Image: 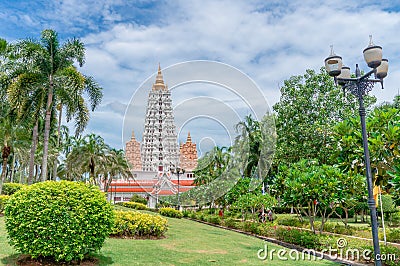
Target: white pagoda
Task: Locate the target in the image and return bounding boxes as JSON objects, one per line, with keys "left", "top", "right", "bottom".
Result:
{"left": 141, "top": 64, "right": 180, "bottom": 172}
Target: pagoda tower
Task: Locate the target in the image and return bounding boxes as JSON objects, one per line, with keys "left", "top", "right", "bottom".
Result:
{"left": 141, "top": 65, "right": 180, "bottom": 172}
{"left": 125, "top": 130, "right": 142, "bottom": 170}
{"left": 179, "top": 132, "right": 198, "bottom": 171}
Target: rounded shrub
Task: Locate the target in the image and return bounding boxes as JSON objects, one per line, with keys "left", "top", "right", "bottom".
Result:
{"left": 129, "top": 194, "right": 148, "bottom": 205}
{"left": 5, "top": 181, "right": 114, "bottom": 262}
{"left": 1, "top": 182, "right": 27, "bottom": 195}
{"left": 111, "top": 210, "right": 168, "bottom": 238}
{"left": 122, "top": 201, "right": 147, "bottom": 210}
{"left": 159, "top": 207, "right": 183, "bottom": 219}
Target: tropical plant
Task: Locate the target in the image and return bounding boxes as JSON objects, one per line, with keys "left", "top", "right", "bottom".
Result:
{"left": 7, "top": 29, "right": 98, "bottom": 182}
{"left": 274, "top": 159, "right": 355, "bottom": 233}
{"left": 5, "top": 181, "right": 114, "bottom": 262}
{"left": 272, "top": 68, "right": 375, "bottom": 166}
{"left": 332, "top": 104, "right": 400, "bottom": 186}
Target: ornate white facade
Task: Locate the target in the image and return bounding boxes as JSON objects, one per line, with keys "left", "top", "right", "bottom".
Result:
{"left": 141, "top": 65, "right": 180, "bottom": 172}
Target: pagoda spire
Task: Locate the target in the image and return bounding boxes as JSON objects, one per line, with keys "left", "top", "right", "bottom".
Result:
{"left": 186, "top": 131, "right": 192, "bottom": 143}
{"left": 131, "top": 130, "right": 136, "bottom": 140}
{"left": 153, "top": 63, "right": 165, "bottom": 90}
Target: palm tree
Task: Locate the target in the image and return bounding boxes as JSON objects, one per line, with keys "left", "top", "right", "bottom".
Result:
{"left": 235, "top": 114, "right": 262, "bottom": 178}
{"left": 8, "top": 29, "right": 101, "bottom": 182}
{"left": 0, "top": 105, "right": 29, "bottom": 193}
{"left": 65, "top": 134, "right": 109, "bottom": 184}
{"left": 193, "top": 146, "right": 231, "bottom": 186}
{"left": 102, "top": 148, "right": 132, "bottom": 192}
{"left": 51, "top": 66, "right": 103, "bottom": 178}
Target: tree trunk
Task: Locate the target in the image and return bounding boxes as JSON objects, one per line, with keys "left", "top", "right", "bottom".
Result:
{"left": 28, "top": 120, "right": 39, "bottom": 184}
{"left": 10, "top": 154, "right": 16, "bottom": 183}
{"left": 0, "top": 145, "right": 11, "bottom": 195}
{"left": 52, "top": 104, "right": 63, "bottom": 180}
{"left": 41, "top": 75, "right": 54, "bottom": 182}
{"left": 34, "top": 165, "right": 39, "bottom": 182}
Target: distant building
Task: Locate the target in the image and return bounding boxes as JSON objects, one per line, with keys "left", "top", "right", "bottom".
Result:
{"left": 106, "top": 65, "right": 198, "bottom": 207}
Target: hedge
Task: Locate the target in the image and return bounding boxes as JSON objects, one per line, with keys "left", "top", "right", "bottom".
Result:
{"left": 120, "top": 201, "right": 147, "bottom": 210}
{"left": 1, "top": 183, "right": 27, "bottom": 195}
{"left": 111, "top": 210, "right": 168, "bottom": 238}
{"left": 0, "top": 195, "right": 10, "bottom": 213}
{"left": 129, "top": 194, "right": 148, "bottom": 205}
{"left": 5, "top": 181, "right": 114, "bottom": 262}
{"left": 159, "top": 207, "right": 183, "bottom": 219}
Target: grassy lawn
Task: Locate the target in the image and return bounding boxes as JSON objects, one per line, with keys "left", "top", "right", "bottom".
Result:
{"left": 0, "top": 214, "right": 337, "bottom": 265}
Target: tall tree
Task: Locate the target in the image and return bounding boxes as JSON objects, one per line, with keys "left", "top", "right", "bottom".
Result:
{"left": 8, "top": 29, "right": 102, "bottom": 182}
{"left": 272, "top": 68, "right": 376, "bottom": 166}
{"left": 332, "top": 104, "right": 400, "bottom": 186}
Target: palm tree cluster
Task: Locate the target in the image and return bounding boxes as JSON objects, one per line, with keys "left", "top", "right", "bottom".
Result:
{"left": 0, "top": 29, "right": 130, "bottom": 193}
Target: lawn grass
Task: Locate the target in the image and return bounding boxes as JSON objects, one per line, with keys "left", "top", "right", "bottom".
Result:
{"left": 0, "top": 214, "right": 337, "bottom": 265}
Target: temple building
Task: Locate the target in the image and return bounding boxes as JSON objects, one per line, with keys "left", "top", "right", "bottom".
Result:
{"left": 106, "top": 65, "right": 198, "bottom": 207}
{"left": 124, "top": 131, "right": 142, "bottom": 171}
{"left": 179, "top": 132, "right": 198, "bottom": 172}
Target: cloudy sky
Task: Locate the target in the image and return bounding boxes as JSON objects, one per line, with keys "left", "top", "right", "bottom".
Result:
{"left": 1, "top": 0, "right": 400, "bottom": 152}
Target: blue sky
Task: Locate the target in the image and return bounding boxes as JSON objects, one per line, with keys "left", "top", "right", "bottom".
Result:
{"left": 1, "top": 0, "right": 400, "bottom": 151}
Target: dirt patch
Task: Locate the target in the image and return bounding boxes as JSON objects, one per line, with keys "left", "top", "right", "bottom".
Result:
{"left": 16, "top": 255, "right": 99, "bottom": 266}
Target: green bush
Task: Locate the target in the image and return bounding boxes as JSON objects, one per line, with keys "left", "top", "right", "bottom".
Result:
{"left": 244, "top": 221, "right": 262, "bottom": 235}
{"left": 1, "top": 183, "right": 26, "bottom": 195}
{"left": 381, "top": 245, "right": 400, "bottom": 266}
{"left": 129, "top": 194, "right": 148, "bottom": 205}
{"left": 111, "top": 210, "right": 168, "bottom": 238}
{"left": 276, "top": 227, "right": 322, "bottom": 249}
{"left": 0, "top": 195, "right": 10, "bottom": 213}
{"left": 5, "top": 181, "right": 114, "bottom": 262}
{"left": 182, "top": 210, "right": 194, "bottom": 218}
{"left": 222, "top": 217, "right": 237, "bottom": 228}
{"left": 122, "top": 201, "right": 147, "bottom": 210}
{"left": 159, "top": 207, "right": 183, "bottom": 219}
{"left": 275, "top": 215, "right": 306, "bottom": 227}
{"left": 387, "top": 228, "right": 400, "bottom": 243}
{"left": 188, "top": 211, "right": 197, "bottom": 219}
{"left": 207, "top": 215, "right": 221, "bottom": 225}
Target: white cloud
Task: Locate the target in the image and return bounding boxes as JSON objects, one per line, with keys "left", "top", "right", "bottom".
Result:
{"left": 2, "top": 0, "right": 400, "bottom": 150}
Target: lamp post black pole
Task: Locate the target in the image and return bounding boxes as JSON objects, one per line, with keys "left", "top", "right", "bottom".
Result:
{"left": 341, "top": 64, "right": 382, "bottom": 265}
{"left": 177, "top": 171, "right": 180, "bottom": 210}
{"left": 325, "top": 38, "right": 388, "bottom": 265}
{"left": 357, "top": 90, "right": 381, "bottom": 266}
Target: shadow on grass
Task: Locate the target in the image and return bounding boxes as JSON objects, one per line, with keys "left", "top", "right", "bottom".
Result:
{"left": 0, "top": 253, "right": 113, "bottom": 266}
{"left": 1, "top": 253, "right": 20, "bottom": 266}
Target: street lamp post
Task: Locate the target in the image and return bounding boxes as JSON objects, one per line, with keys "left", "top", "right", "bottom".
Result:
{"left": 171, "top": 166, "right": 185, "bottom": 210}
{"left": 324, "top": 36, "right": 388, "bottom": 266}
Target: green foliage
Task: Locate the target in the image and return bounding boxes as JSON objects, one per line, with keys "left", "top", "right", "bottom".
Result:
{"left": 387, "top": 228, "right": 400, "bottom": 243}
{"left": 275, "top": 227, "right": 323, "bottom": 249}
{"left": 222, "top": 217, "right": 237, "bottom": 228}
{"left": 5, "top": 181, "right": 114, "bottom": 262}
{"left": 0, "top": 195, "right": 10, "bottom": 213}
{"left": 120, "top": 201, "right": 147, "bottom": 210}
{"left": 320, "top": 222, "right": 354, "bottom": 235}
{"left": 233, "top": 192, "right": 277, "bottom": 221}
{"left": 273, "top": 159, "right": 363, "bottom": 233}
{"left": 1, "top": 183, "right": 26, "bottom": 195}
{"left": 159, "top": 207, "right": 183, "bottom": 219}
{"left": 333, "top": 105, "right": 400, "bottom": 186}
{"left": 129, "top": 194, "right": 148, "bottom": 205}
{"left": 273, "top": 68, "right": 375, "bottom": 166}
{"left": 379, "top": 194, "right": 397, "bottom": 220}
{"left": 111, "top": 210, "right": 168, "bottom": 238}
{"left": 275, "top": 215, "right": 306, "bottom": 227}
{"left": 380, "top": 245, "right": 400, "bottom": 266}
{"left": 206, "top": 215, "right": 221, "bottom": 225}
